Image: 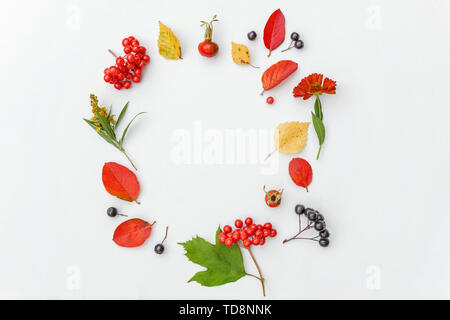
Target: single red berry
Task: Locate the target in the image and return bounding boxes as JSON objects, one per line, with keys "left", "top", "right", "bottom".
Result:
{"left": 126, "top": 54, "right": 135, "bottom": 63}
{"left": 252, "top": 237, "right": 260, "bottom": 245}
{"left": 240, "top": 231, "right": 248, "bottom": 241}
{"left": 264, "top": 223, "right": 272, "bottom": 230}
{"left": 270, "top": 229, "right": 277, "bottom": 237}
{"left": 138, "top": 61, "right": 146, "bottom": 69}
{"left": 142, "top": 54, "right": 150, "bottom": 62}
{"left": 198, "top": 40, "right": 219, "bottom": 57}
{"left": 264, "top": 186, "right": 283, "bottom": 208}
{"left": 259, "top": 237, "right": 266, "bottom": 245}
{"left": 255, "top": 230, "right": 263, "bottom": 238}
{"left": 134, "top": 56, "right": 141, "bottom": 65}
{"left": 132, "top": 46, "right": 140, "bottom": 53}
{"left": 114, "top": 82, "right": 122, "bottom": 90}
{"left": 126, "top": 63, "right": 134, "bottom": 70}
{"left": 257, "top": 224, "right": 264, "bottom": 230}
{"left": 235, "top": 219, "right": 243, "bottom": 228}
{"left": 132, "top": 76, "right": 141, "bottom": 83}
{"left": 266, "top": 96, "right": 274, "bottom": 104}
{"left": 245, "top": 217, "right": 253, "bottom": 226}
{"left": 109, "top": 66, "right": 118, "bottom": 74}
{"left": 123, "top": 81, "right": 132, "bottom": 89}
{"left": 218, "top": 232, "right": 226, "bottom": 243}
{"left": 122, "top": 38, "right": 130, "bottom": 47}
{"left": 116, "top": 57, "right": 125, "bottom": 66}
{"left": 119, "top": 65, "right": 127, "bottom": 72}
{"left": 104, "top": 74, "right": 111, "bottom": 82}
{"left": 247, "top": 228, "right": 255, "bottom": 236}
{"left": 128, "top": 36, "right": 135, "bottom": 41}
{"left": 138, "top": 46, "right": 146, "bottom": 54}
{"left": 124, "top": 46, "right": 132, "bottom": 54}
{"left": 243, "top": 239, "right": 252, "bottom": 248}
{"left": 263, "top": 229, "right": 271, "bottom": 238}
{"left": 134, "top": 68, "right": 142, "bottom": 77}
{"left": 225, "top": 238, "right": 234, "bottom": 247}
{"left": 126, "top": 72, "right": 133, "bottom": 80}
{"left": 232, "top": 233, "right": 240, "bottom": 241}
{"left": 117, "top": 73, "right": 125, "bottom": 81}
{"left": 131, "top": 39, "right": 139, "bottom": 47}
{"left": 223, "top": 225, "right": 232, "bottom": 233}
{"left": 104, "top": 68, "right": 110, "bottom": 74}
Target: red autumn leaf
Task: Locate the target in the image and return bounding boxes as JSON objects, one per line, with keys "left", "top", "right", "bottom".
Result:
{"left": 289, "top": 158, "right": 313, "bottom": 192}
{"left": 113, "top": 218, "right": 154, "bottom": 247}
{"left": 261, "top": 60, "right": 298, "bottom": 95}
{"left": 102, "top": 162, "right": 140, "bottom": 203}
{"left": 263, "top": 9, "right": 286, "bottom": 57}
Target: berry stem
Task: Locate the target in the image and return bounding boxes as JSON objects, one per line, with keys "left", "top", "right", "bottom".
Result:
{"left": 282, "top": 220, "right": 315, "bottom": 244}
{"left": 246, "top": 247, "right": 265, "bottom": 297}
{"left": 108, "top": 49, "right": 118, "bottom": 58}
{"left": 281, "top": 40, "right": 294, "bottom": 52}
{"left": 161, "top": 226, "right": 169, "bottom": 245}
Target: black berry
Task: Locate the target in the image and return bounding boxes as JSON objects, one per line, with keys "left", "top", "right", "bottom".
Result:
{"left": 295, "top": 204, "right": 306, "bottom": 215}
{"left": 290, "top": 32, "right": 299, "bottom": 41}
{"left": 107, "top": 207, "right": 118, "bottom": 217}
{"left": 319, "top": 238, "right": 329, "bottom": 247}
{"left": 247, "top": 31, "right": 257, "bottom": 40}
{"left": 294, "top": 40, "right": 304, "bottom": 49}
{"left": 154, "top": 244, "right": 165, "bottom": 254}
{"left": 307, "top": 211, "right": 317, "bottom": 222}
{"left": 319, "top": 229, "right": 330, "bottom": 238}
{"left": 314, "top": 221, "right": 325, "bottom": 231}
{"left": 316, "top": 214, "right": 324, "bottom": 222}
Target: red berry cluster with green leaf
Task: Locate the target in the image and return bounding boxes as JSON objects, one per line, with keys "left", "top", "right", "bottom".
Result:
{"left": 103, "top": 36, "right": 150, "bottom": 90}
{"left": 218, "top": 217, "right": 277, "bottom": 248}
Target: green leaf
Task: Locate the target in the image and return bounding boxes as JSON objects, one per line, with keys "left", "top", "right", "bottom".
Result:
{"left": 311, "top": 112, "right": 325, "bottom": 145}
{"left": 115, "top": 102, "right": 129, "bottom": 130}
{"left": 119, "top": 112, "right": 146, "bottom": 146}
{"left": 83, "top": 119, "right": 119, "bottom": 149}
{"left": 95, "top": 110, "right": 116, "bottom": 139}
{"left": 178, "top": 226, "right": 246, "bottom": 287}
{"left": 314, "top": 96, "right": 323, "bottom": 120}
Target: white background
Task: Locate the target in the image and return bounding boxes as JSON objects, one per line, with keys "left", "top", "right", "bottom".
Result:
{"left": 0, "top": 0, "right": 449, "bottom": 299}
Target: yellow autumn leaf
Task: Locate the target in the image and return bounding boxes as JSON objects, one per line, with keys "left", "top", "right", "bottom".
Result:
{"left": 231, "top": 42, "right": 258, "bottom": 68}
{"left": 266, "top": 122, "right": 309, "bottom": 160}
{"left": 274, "top": 121, "right": 309, "bottom": 154}
{"left": 158, "top": 21, "right": 181, "bottom": 60}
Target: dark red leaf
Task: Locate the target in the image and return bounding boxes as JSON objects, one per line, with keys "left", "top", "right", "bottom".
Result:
{"left": 289, "top": 158, "right": 313, "bottom": 191}
{"left": 113, "top": 218, "right": 153, "bottom": 247}
{"left": 263, "top": 9, "right": 286, "bottom": 56}
{"left": 102, "top": 162, "right": 140, "bottom": 203}
{"left": 261, "top": 60, "right": 298, "bottom": 95}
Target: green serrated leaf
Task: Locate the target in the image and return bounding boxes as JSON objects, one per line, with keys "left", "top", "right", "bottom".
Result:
{"left": 115, "top": 102, "right": 129, "bottom": 130}
{"left": 314, "top": 96, "right": 323, "bottom": 120}
{"left": 311, "top": 112, "right": 325, "bottom": 145}
{"left": 178, "top": 226, "right": 246, "bottom": 287}
{"left": 120, "top": 112, "right": 146, "bottom": 146}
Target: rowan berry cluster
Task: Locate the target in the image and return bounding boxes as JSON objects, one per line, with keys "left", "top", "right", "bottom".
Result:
{"left": 219, "top": 217, "right": 277, "bottom": 248}
{"left": 103, "top": 36, "right": 150, "bottom": 90}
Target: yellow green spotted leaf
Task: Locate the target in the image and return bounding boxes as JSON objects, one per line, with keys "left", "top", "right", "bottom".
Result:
{"left": 231, "top": 42, "right": 258, "bottom": 68}
{"left": 158, "top": 21, "right": 181, "bottom": 60}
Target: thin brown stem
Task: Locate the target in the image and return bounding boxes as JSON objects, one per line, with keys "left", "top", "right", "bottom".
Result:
{"left": 246, "top": 247, "right": 265, "bottom": 297}
{"left": 161, "top": 226, "right": 169, "bottom": 244}
{"left": 108, "top": 49, "right": 118, "bottom": 58}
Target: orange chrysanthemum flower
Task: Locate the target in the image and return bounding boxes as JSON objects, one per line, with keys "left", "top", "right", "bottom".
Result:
{"left": 293, "top": 73, "right": 336, "bottom": 100}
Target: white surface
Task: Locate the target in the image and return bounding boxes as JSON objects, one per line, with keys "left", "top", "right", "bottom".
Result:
{"left": 0, "top": 0, "right": 449, "bottom": 299}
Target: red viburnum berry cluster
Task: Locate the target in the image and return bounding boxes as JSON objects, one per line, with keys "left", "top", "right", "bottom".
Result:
{"left": 219, "top": 217, "right": 277, "bottom": 248}
{"left": 103, "top": 36, "right": 150, "bottom": 90}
